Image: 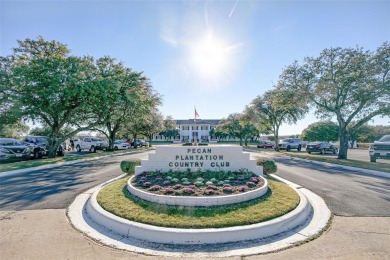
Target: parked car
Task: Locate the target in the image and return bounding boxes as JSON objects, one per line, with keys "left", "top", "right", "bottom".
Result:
{"left": 125, "top": 139, "right": 133, "bottom": 146}
{"left": 133, "top": 139, "right": 149, "bottom": 147}
{"left": 306, "top": 141, "right": 338, "bottom": 155}
{"left": 74, "top": 137, "right": 108, "bottom": 153}
{"left": 278, "top": 138, "right": 304, "bottom": 151}
{"left": 114, "top": 140, "right": 131, "bottom": 150}
{"left": 369, "top": 135, "right": 390, "bottom": 162}
{"left": 23, "top": 136, "right": 64, "bottom": 159}
{"left": 0, "top": 138, "right": 31, "bottom": 162}
{"left": 257, "top": 140, "right": 275, "bottom": 149}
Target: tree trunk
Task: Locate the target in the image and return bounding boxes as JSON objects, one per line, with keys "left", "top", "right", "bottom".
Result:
{"left": 134, "top": 133, "right": 138, "bottom": 148}
{"left": 239, "top": 137, "right": 243, "bottom": 146}
{"left": 108, "top": 130, "right": 115, "bottom": 151}
{"left": 338, "top": 127, "right": 349, "bottom": 159}
{"left": 274, "top": 125, "right": 280, "bottom": 152}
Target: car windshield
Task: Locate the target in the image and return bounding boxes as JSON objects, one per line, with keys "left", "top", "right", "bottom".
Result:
{"left": 36, "top": 137, "right": 49, "bottom": 143}
{"left": 0, "top": 139, "right": 22, "bottom": 146}
{"left": 378, "top": 135, "right": 390, "bottom": 142}
{"left": 281, "top": 139, "right": 291, "bottom": 142}
{"left": 91, "top": 138, "right": 102, "bottom": 142}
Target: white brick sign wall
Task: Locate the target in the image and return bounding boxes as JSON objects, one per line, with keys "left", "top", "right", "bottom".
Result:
{"left": 135, "top": 145, "right": 263, "bottom": 176}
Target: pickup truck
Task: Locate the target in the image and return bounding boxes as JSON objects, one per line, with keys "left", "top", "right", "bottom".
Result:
{"left": 369, "top": 135, "right": 390, "bottom": 162}
{"left": 73, "top": 137, "right": 108, "bottom": 153}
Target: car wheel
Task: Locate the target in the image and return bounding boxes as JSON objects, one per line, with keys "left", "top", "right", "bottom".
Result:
{"left": 333, "top": 148, "right": 338, "bottom": 154}
{"left": 286, "top": 146, "right": 290, "bottom": 151}
{"left": 320, "top": 148, "right": 325, "bottom": 155}
{"left": 33, "top": 149, "right": 40, "bottom": 160}
{"left": 114, "top": 146, "right": 118, "bottom": 150}
{"left": 77, "top": 145, "right": 81, "bottom": 152}
{"left": 297, "top": 145, "right": 302, "bottom": 151}
{"left": 308, "top": 152, "right": 311, "bottom": 154}
{"left": 370, "top": 156, "right": 376, "bottom": 162}
{"left": 57, "top": 149, "right": 64, "bottom": 156}
{"left": 91, "top": 146, "right": 96, "bottom": 153}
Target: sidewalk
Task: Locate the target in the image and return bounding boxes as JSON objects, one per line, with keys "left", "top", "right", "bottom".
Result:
{"left": 0, "top": 210, "right": 388, "bottom": 259}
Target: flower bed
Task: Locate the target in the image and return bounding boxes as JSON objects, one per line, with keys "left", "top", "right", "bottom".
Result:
{"left": 131, "top": 170, "right": 265, "bottom": 196}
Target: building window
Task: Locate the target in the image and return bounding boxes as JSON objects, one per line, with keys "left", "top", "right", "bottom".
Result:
{"left": 182, "top": 126, "right": 189, "bottom": 130}
{"left": 201, "top": 125, "right": 208, "bottom": 130}
{"left": 192, "top": 126, "right": 199, "bottom": 130}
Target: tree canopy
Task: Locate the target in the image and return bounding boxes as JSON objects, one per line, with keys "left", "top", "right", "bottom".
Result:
{"left": 249, "top": 86, "right": 308, "bottom": 151}
{"left": 301, "top": 121, "right": 339, "bottom": 142}
{"left": 281, "top": 42, "right": 390, "bottom": 159}
{"left": 0, "top": 36, "right": 162, "bottom": 156}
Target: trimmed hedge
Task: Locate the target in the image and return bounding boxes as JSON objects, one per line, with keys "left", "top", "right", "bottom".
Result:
{"left": 256, "top": 157, "right": 277, "bottom": 175}
{"left": 120, "top": 160, "right": 141, "bottom": 175}
{"left": 182, "top": 143, "right": 208, "bottom": 146}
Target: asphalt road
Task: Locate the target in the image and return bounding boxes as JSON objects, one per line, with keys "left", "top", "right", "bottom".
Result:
{"left": 0, "top": 151, "right": 149, "bottom": 211}
{"left": 1, "top": 149, "right": 389, "bottom": 218}
{"left": 249, "top": 151, "right": 390, "bottom": 217}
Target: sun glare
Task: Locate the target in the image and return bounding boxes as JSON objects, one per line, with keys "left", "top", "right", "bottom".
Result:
{"left": 190, "top": 32, "right": 231, "bottom": 79}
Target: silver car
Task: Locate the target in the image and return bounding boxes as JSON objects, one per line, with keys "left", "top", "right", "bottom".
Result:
{"left": 0, "top": 138, "right": 31, "bottom": 162}
{"left": 278, "top": 138, "right": 304, "bottom": 151}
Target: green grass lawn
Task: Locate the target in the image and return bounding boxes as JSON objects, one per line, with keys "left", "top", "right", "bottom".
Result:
{"left": 279, "top": 151, "right": 390, "bottom": 174}
{"left": 0, "top": 147, "right": 152, "bottom": 173}
{"left": 96, "top": 176, "right": 300, "bottom": 229}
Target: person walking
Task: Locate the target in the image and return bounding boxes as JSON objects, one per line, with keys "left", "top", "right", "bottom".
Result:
{"left": 70, "top": 139, "right": 75, "bottom": 151}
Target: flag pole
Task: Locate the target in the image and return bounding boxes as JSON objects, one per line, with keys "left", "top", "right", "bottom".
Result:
{"left": 194, "top": 106, "right": 198, "bottom": 146}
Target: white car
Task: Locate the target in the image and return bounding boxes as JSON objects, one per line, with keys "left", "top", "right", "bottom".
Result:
{"left": 114, "top": 140, "right": 131, "bottom": 150}
{"left": 369, "top": 135, "right": 390, "bottom": 162}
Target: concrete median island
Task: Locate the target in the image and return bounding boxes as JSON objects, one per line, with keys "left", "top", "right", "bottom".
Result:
{"left": 67, "top": 146, "right": 331, "bottom": 256}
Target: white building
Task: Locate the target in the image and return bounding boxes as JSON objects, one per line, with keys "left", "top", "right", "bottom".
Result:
{"left": 152, "top": 119, "right": 221, "bottom": 143}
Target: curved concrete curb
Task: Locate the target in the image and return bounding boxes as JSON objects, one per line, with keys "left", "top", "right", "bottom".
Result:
{"left": 126, "top": 176, "right": 269, "bottom": 207}
{"left": 86, "top": 182, "right": 308, "bottom": 244}
{"left": 67, "top": 174, "right": 331, "bottom": 256}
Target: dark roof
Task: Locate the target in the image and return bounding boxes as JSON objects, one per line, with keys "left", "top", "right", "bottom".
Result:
{"left": 176, "top": 119, "right": 221, "bottom": 125}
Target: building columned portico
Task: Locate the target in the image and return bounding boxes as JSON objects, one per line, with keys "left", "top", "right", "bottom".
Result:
{"left": 152, "top": 119, "right": 221, "bottom": 143}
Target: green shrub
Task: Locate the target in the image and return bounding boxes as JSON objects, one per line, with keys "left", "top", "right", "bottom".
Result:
{"left": 256, "top": 157, "right": 277, "bottom": 175}
{"left": 217, "top": 181, "right": 225, "bottom": 186}
{"left": 182, "top": 143, "right": 193, "bottom": 146}
{"left": 198, "top": 143, "right": 208, "bottom": 146}
{"left": 120, "top": 160, "right": 141, "bottom": 175}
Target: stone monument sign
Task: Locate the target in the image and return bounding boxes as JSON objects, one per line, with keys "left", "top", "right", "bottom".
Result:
{"left": 135, "top": 145, "right": 263, "bottom": 175}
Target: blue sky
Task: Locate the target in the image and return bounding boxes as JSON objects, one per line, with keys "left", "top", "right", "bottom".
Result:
{"left": 1, "top": 0, "right": 389, "bottom": 135}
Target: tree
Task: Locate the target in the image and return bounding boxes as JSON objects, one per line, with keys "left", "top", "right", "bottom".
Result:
{"left": 139, "top": 110, "right": 165, "bottom": 146}
{"left": 0, "top": 120, "right": 29, "bottom": 139}
{"left": 301, "top": 121, "right": 339, "bottom": 142}
{"left": 121, "top": 81, "right": 162, "bottom": 148}
{"left": 218, "top": 113, "right": 244, "bottom": 145}
{"left": 159, "top": 115, "right": 179, "bottom": 140}
{"left": 89, "top": 57, "right": 159, "bottom": 150}
{"left": 281, "top": 42, "right": 390, "bottom": 159}
{"left": 240, "top": 108, "right": 261, "bottom": 146}
{"left": 249, "top": 87, "right": 308, "bottom": 151}
{"left": 3, "top": 37, "right": 102, "bottom": 157}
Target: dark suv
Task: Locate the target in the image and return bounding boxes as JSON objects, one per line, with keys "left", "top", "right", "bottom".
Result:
{"left": 23, "top": 136, "right": 64, "bottom": 159}
{"left": 278, "top": 138, "right": 304, "bottom": 151}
